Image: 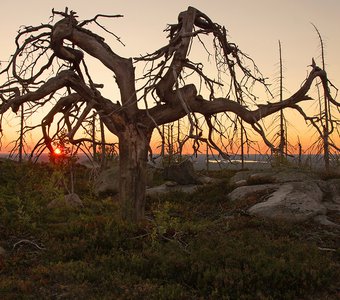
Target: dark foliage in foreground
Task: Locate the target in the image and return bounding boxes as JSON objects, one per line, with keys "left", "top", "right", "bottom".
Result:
{"left": 0, "top": 161, "right": 339, "bottom": 299}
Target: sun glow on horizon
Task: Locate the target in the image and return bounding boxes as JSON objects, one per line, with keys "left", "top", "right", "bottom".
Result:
{"left": 53, "top": 148, "right": 62, "bottom": 155}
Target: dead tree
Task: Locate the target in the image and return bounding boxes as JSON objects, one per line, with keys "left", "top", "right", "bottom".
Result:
{"left": 7, "top": 103, "right": 31, "bottom": 162}
{"left": 0, "top": 7, "right": 339, "bottom": 221}
{"left": 278, "top": 41, "right": 286, "bottom": 161}
{"left": 90, "top": 112, "right": 108, "bottom": 168}
{"left": 310, "top": 24, "right": 338, "bottom": 171}
{"left": 270, "top": 40, "right": 289, "bottom": 163}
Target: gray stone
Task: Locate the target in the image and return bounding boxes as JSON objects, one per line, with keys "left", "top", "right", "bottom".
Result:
{"left": 248, "top": 181, "right": 326, "bottom": 222}
{"left": 228, "top": 184, "right": 280, "bottom": 202}
{"left": 163, "top": 160, "right": 198, "bottom": 185}
{"left": 272, "top": 169, "right": 318, "bottom": 183}
{"left": 248, "top": 172, "right": 275, "bottom": 184}
{"left": 146, "top": 183, "right": 198, "bottom": 198}
{"left": 0, "top": 246, "right": 6, "bottom": 256}
{"left": 47, "top": 193, "right": 83, "bottom": 209}
{"left": 314, "top": 215, "right": 340, "bottom": 228}
{"left": 326, "top": 178, "right": 340, "bottom": 203}
{"left": 319, "top": 178, "right": 340, "bottom": 212}
{"left": 164, "top": 181, "right": 178, "bottom": 187}
{"left": 333, "top": 165, "right": 340, "bottom": 176}
{"left": 94, "top": 165, "right": 120, "bottom": 196}
{"left": 64, "top": 193, "right": 83, "bottom": 208}
{"left": 230, "top": 168, "right": 319, "bottom": 187}
{"left": 234, "top": 179, "right": 248, "bottom": 187}
{"left": 197, "top": 175, "right": 220, "bottom": 185}
{"left": 229, "top": 171, "right": 251, "bottom": 186}
{"left": 94, "top": 164, "right": 158, "bottom": 195}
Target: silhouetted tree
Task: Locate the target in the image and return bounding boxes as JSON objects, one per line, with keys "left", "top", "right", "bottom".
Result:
{"left": 309, "top": 24, "right": 338, "bottom": 171}
{"left": 269, "top": 40, "right": 289, "bottom": 164}
{"left": 0, "top": 7, "right": 339, "bottom": 221}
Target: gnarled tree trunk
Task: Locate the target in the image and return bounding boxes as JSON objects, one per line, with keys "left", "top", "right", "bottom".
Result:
{"left": 118, "top": 124, "right": 152, "bottom": 221}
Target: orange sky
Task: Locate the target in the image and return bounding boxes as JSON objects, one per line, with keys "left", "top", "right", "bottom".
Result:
{"left": 0, "top": 1, "right": 339, "bottom": 154}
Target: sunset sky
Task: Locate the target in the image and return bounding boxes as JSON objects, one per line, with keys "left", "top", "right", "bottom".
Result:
{"left": 0, "top": 0, "right": 339, "bottom": 154}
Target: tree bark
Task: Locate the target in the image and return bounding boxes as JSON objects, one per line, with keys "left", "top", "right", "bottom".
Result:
{"left": 118, "top": 124, "right": 151, "bottom": 221}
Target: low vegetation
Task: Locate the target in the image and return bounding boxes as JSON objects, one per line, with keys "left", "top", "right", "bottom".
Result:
{"left": 0, "top": 160, "right": 339, "bottom": 299}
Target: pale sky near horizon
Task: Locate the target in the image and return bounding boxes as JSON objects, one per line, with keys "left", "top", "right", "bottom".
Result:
{"left": 0, "top": 0, "right": 339, "bottom": 153}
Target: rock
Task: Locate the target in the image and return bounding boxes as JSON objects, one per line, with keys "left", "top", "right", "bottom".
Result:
{"left": 197, "top": 175, "right": 218, "bottom": 185}
{"left": 146, "top": 164, "right": 159, "bottom": 186}
{"left": 229, "top": 171, "right": 251, "bottom": 186}
{"left": 326, "top": 178, "right": 340, "bottom": 203}
{"left": 94, "top": 165, "right": 120, "bottom": 196}
{"left": 228, "top": 184, "right": 280, "bottom": 202}
{"left": 333, "top": 165, "right": 340, "bottom": 176}
{"left": 230, "top": 168, "right": 319, "bottom": 187}
{"left": 47, "top": 193, "right": 83, "bottom": 209}
{"left": 94, "top": 164, "right": 158, "bottom": 195}
{"left": 163, "top": 160, "right": 198, "bottom": 185}
{"left": 146, "top": 183, "right": 198, "bottom": 198}
{"left": 318, "top": 178, "right": 340, "bottom": 212}
{"left": 314, "top": 215, "right": 340, "bottom": 228}
{"left": 228, "top": 168, "right": 340, "bottom": 225}
{"left": 0, "top": 246, "right": 6, "bottom": 256}
{"left": 248, "top": 181, "right": 326, "bottom": 222}
{"left": 64, "top": 193, "right": 84, "bottom": 208}
{"left": 80, "top": 159, "right": 100, "bottom": 169}
{"left": 273, "top": 169, "right": 318, "bottom": 183}
{"left": 248, "top": 172, "right": 275, "bottom": 184}
{"left": 164, "top": 181, "right": 178, "bottom": 187}
{"left": 234, "top": 179, "right": 248, "bottom": 187}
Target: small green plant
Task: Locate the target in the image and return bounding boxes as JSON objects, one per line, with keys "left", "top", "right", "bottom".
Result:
{"left": 150, "top": 201, "right": 180, "bottom": 245}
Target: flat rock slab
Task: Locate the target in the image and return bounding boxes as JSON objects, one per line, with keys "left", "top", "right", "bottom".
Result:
{"left": 247, "top": 181, "right": 326, "bottom": 222}
{"left": 147, "top": 184, "right": 198, "bottom": 197}
{"left": 230, "top": 169, "right": 319, "bottom": 186}
{"left": 228, "top": 184, "right": 280, "bottom": 202}
{"left": 270, "top": 170, "right": 319, "bottom": 183}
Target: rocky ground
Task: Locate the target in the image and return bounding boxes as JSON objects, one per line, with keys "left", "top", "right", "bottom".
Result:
{"left": 227, "top": 168, "right": 340, "bottom": 227}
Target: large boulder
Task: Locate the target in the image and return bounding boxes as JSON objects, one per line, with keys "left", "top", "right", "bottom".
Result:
{"left": 94, "top": 164, "right": 158, "bottom": 196}
{"left": 228, "top": 168, "right": 340, "bottom": 225}
{"left": 227, "top": 184, "right": 280, "bottom": 202}
{"left": 94, "top": 165, "right": 120, "bottom": 196}
{"left": 247, "top": 181, "right": 326, "bottom": 222}
{"left": 163, "top": 160, "right": 198, "bottom": 185}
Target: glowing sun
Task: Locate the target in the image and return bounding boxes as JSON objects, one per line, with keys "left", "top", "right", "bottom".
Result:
{"left": 54, "top": 148, "right": 62, "bottom": 155}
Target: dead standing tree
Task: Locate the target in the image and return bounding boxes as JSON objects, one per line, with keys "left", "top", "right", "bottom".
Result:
{"left": 0, "top": 7, "right": 339, "bottom": 221}
{"left": 309, "top": 24, "right": 339, "bottom": 171}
